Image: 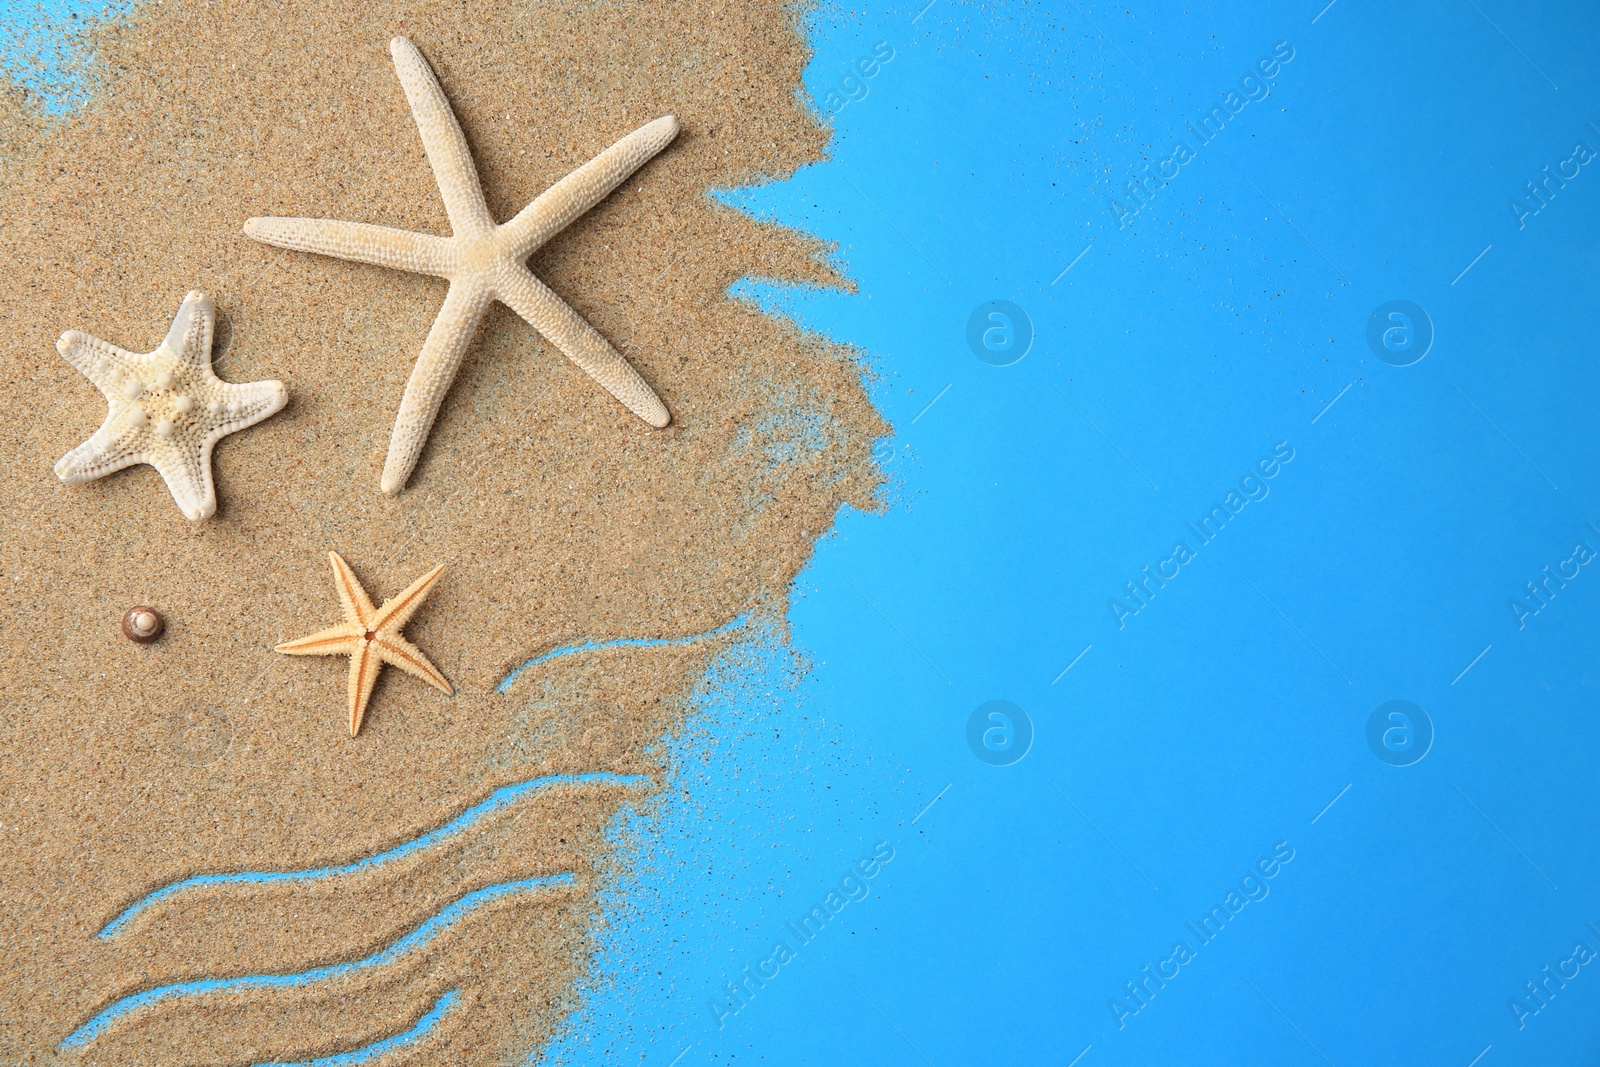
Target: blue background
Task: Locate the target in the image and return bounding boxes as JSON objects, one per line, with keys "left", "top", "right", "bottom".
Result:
{"left": 12, "top": 1, "right": 1600, "bottom": 1064}
{"left": 550, "top": 2, "right": 1600, "bottom": 1064}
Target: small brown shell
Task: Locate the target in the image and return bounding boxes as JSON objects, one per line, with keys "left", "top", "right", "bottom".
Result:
{"left": 122, "top": 606, "right": 164, "bottom": 644}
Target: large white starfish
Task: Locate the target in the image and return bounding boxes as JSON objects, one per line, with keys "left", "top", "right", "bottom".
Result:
{"left": 244, "top": 36, "right": 676, "bottom": 496}
{"left": 53, "top": 291, "right": 288, "bottom": 521}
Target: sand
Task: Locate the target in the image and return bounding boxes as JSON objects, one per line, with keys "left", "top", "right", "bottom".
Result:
{"left": 0, "top": 1, "right": 882, "bottom": 1062}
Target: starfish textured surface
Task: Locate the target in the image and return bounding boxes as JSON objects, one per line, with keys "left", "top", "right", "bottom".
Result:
{"left": 53, "top": 291, "right": 288, "bottom": 521}
{"left": 245, "top": 36, "right": 677, "bottom": 496}
{"left": 276, "top": 552, "right": 453, "bottom": 736}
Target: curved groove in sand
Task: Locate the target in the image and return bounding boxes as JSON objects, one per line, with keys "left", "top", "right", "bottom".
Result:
{"left": 64, "top": 877, "right": 571, "bottom": 1049}
{"left": 99, "top": 773, "right": 650, "bottom": 939}
{"left": 251, "top": 988, "right": 459, "bottom": 1067}
{"left": 495, "top": 612, "right": 752, "bottom": 693}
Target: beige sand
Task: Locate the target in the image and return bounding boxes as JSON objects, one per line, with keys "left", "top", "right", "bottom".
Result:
{"left": 0, "top": 1, "right": 882, "bottom": 1062}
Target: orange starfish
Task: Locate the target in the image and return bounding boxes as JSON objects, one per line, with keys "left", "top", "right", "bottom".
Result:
{"left": 275, "top": 552, "right": 452, "bottom": 736}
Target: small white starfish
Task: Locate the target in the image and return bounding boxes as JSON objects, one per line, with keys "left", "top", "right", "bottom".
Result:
{"left": 245, "top": 36, "right": 677, "bottom": 496}
{"left": 53, "top": 291, "right": 288, "bottom": 521}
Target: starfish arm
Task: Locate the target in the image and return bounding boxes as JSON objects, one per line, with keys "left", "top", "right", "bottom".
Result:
{"left": 388, "top": 37, "right": 494, "bottom": 237}
{"left": 147, "top": 439, "right": 219, "bottom": 521}
{"left": 55, "top": 330, "right": 143, "bottom": 396}
{"left": 327, "top": 552, "right": 378, "bottom": 628}
{"left": 242, "top": 217, "right": 455, "bottom": 278}
{"left": 275, "top": 622, "right": 364, "bottom": 657}
{"left": 380, "top": 283, "right": 492, "bottom": 494}
{"left": 371, "top": 562, "right": 446, "bottom": 632}
{"left": 502, "top": 115, "right": 680, "bottom": 259}
{"left": 54, "top": 424, "right": 146, "bottom": 485}
{"left": 496, "top": 267, "right": 670, "bottom": 428}
{"left": 375, "top": 632, "right": 452, "bottom": 695}
{"left": 214, "top": 378, "right": 291, "bottom": 431}
{"left": 347, "top": 640, "right": 385, "bottom": 736}
{"left": 160, "top": 291, "right": 215, "bottom": 370}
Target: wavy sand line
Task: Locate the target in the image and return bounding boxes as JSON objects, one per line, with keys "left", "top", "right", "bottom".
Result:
{"left": 495, "top": 614, "right": 751, "bottom": 693}
{"left": 99, "top": 773, "right": 649, "bottom": 938}
{"left": 65, "top": 876, "right": 571, "bottom": 1049}
{"left": 252, "top": 989, "right": 459, "bottom": 1067}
